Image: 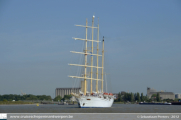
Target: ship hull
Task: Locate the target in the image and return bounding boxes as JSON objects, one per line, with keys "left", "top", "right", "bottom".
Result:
{"left": 77, "top": 96, "right": 114, "bottom": 108}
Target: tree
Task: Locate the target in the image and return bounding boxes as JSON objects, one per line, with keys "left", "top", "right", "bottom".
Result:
{"left": 137, "top": 93, "right": 140, "bottom": 102}
{"left": 64, "top": 95, "right": 72, "bottom": 100}
{"left": 123, "top": 93, "right": 128, "bottom": 101}
{"left": 118, "top": 92, "right": 122, "bottom": 102}
{"left": 143, "top": 96, "right": 148, "bottom": 102}
{"left": 26, "top": 95, "right": 38, "bottom": 100}
{"left": 156, "top": 93, "right": 160, "bottom": 102}
{"left": 151, "top": 94, "right": 157, "bottom": 97}
{"left": 54, "top": 95, "right": 62, "bottom": 101}
{"left": 151, "top": 94, "right": 157, "bottom": 101}
{"left": 134, "top": 93, "right": 137, "bottom": 101}
{"left": 141, "top": 93, "right": 144, "bottom": 101}
{"left": 130, "top": 93, "right": 134, "bottom": 102}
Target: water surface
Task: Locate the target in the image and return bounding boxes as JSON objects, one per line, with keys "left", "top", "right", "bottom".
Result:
{"left": 0, "top": 104, "right": 181, "bottom": 113}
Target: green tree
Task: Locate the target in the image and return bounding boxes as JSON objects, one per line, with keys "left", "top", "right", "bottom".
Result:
{"left": 156, "top": 93, "right": 161, "bottom": 102}
{"left": 144, "top": 96, "right": 147, "bottom": 101}
{"left": 151, "top": 94, "right": 157, "bottom": 101}
{"left": 118, "top": 92, "right": 122, "bottom": 102}
{"left": 134, "top": 93, "right": 137, "bottom": 101}
{"left": 54, "top": 95, "right": 62, "bottom": 101}
{"left": 141, "top": 93, "right": 144, "bottom": 101}
{"left": 64, "top": 95, "right": 72, "bottom": 100}
{"left": 151, "top": 94, "right": 157, "bottom": 97}
{"left": 130, "top": 93, "right": 134, "bottom": 102}
{"left": 26, "top": 95, "right": 38, "bottom": 100}
{"left": 137, "top": 93, "right": 140, "bottom": 102}
{"left": 123, "top": 93, "right": 127, "bottom": 101}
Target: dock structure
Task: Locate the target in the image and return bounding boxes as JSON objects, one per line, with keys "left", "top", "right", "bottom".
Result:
{"left": 55, "top": 88, "right": 81, "bottom": 98}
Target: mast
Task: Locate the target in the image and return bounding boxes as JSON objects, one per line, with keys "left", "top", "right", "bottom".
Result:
{"left": 69, "top": 17, "right": 103, "bottom": 95}
{"left": 101, "top": 36, "right": 104, "bottom": 93}
{"left": 96, "top": 18, "right": 99, "bottom": 93}
{"left": 90, "top": 16, "right": 94, "bottom": 93}
{"left": 84, "top": 19, "right": 88, "bottom": 95}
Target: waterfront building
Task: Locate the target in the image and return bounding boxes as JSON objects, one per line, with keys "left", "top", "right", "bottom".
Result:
{"left": 175, "top": 93, "right": 181, "bottom": 99}
{"left": 55, "top": 88, "right": 81, "bottom": 98}
{"left": 147, "top": 87, "right": 175, "bottom": 100}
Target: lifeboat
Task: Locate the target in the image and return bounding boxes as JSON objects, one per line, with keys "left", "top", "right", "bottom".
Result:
{"left": 108, "top": 93, "right": 113, "bottom": 98}
{"left": 103, "top": 92, "right": 109, "bottom": 97}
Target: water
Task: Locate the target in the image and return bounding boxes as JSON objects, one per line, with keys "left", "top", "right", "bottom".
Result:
{"left": 1, "top": 104, "right": 181, "bottom": 113}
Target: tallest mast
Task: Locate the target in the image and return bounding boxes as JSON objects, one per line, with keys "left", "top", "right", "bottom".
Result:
{"left": 96, "top": 18, "right": 99, "bottom": 93}
{"left": 90, "top": 15, "right": 94, "bottom": 94}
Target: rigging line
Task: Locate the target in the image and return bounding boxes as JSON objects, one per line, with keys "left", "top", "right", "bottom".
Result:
{"left": 75, "top": 33, "right": 85, "bottom": 89}
{"left": 71, "top": 28, "right": 80, "bottom": 89}
{"left": 72, "top": 28, "right": 85, "bottom": 89}
{"left": 69, "top": 38, "right": 75, "bottom": 90}
{"left": 74, "top": 35, "right": 85, "bottom": 89}
{"left": 77, "top": 30, "right": 86, "bottom": 89}
{"left": 75, "top": 41, "right": 84, "bottom": 89}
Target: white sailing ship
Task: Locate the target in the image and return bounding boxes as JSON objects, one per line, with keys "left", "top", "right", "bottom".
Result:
{"left": 69, "top": 16, "right": 114, "bottom": 108}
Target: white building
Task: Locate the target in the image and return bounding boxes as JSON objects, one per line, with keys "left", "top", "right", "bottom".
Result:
{"left": 175, "top": 94, "right": 181, "bottom": 99}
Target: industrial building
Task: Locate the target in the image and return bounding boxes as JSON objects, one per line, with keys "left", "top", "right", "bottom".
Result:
{"left": 147, "top": 87, "right": 175, "bottom": 100}
{"left": 175, "top": 94, "right": 181, "bottom": 99}
{"left": 55, "top": 88, "right": 81, "bottom": 98}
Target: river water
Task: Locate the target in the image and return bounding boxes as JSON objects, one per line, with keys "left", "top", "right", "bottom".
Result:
{"left": 0, "top": 104, "right": 181, "bottom": 113}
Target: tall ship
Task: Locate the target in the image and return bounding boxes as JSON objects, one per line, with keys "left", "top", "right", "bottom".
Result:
{"left": 69, "top": 16, "right": 114, "bottom": 108}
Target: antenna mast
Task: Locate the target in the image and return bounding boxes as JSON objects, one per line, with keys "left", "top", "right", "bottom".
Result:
{"left": 90, "top": 15, "right": 95, "bottom": 93}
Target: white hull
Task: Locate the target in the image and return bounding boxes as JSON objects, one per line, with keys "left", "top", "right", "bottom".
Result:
{"left": 77, "top": 96, "right": 114, "bottom": 108}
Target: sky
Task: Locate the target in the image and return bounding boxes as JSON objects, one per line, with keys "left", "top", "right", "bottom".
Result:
{"left": 0, "top": 0, "right": 181, "bottom": 98}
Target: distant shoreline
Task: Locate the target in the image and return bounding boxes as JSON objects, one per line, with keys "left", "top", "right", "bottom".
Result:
{"left": 0, "top": 101, "right": 35, "bottom": 105}
{"left": 0, "top": 102, "right": 134, "bottom": 105}
{"left": 0, "top": 104, "right": 38, "bottom": 106}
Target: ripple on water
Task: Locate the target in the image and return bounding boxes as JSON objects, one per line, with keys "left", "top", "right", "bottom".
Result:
{"left": 1, "top": 104, "right": 181, "bottom": 113}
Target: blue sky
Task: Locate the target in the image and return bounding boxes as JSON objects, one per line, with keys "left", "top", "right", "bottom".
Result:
{"left": 0, "top": 0, "right": 181, "bottom": 97}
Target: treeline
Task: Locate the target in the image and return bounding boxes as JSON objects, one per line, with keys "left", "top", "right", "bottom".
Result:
{"left": 115, "top": 92, "right": 161, "bottom": 102}
{"left": 53, "top": 95, "right": 72, "bottom": 101}
{"left": 0, "top": 94, "right": 72, "bottom": 102}
{"left": 0, "top": 94, "right": 52, "bottom": 101}
{"left": 115, "top": 92, "right": 147, "bottom": 102}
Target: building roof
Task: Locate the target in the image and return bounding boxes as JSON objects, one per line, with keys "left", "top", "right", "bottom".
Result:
{"left": 56, "top": 88, "right": 81, "bottom": 89}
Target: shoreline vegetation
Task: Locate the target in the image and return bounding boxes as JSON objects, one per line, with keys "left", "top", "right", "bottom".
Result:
{"left": 0, "top": 101, "right": 131, "bottom": 105}
{"left": 0, "top": 101, "right": 136, "bottom": 105}
{"left": 1, "top": 101, "right": 179, "bottom": 105}
{"left": 0, "top": 101, "right": 34, "bottom": 105}
{"left": 1, "top": 94, "right": 179, "bottom": 105}
{"left": 1, "top": 101, "right": 180, "bottom": 105}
